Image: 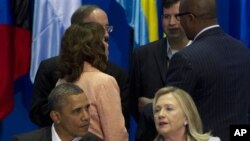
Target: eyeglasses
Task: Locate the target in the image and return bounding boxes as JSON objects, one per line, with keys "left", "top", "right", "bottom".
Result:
{"left": 175, "top": 12, "right": 196, "bottom": 21}
{"left": 104, "top": 25, "right": 113, "bottom": 33}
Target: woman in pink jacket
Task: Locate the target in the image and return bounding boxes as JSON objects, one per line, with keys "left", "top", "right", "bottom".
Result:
{"left": 57, "top": 22, "right": 128, "bottom": 141}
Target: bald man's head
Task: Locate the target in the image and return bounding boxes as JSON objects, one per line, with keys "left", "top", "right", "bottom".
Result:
{"left": 71, "top": 5, "right": 99, "bottom": 24}
{"left": 70, "top": 5, "right": 110, "bottom": 53}
{"left": 180, "top": 0, "right": 217, "bottom": 20}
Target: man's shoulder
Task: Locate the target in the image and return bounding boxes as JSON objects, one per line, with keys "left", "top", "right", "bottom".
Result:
{"left": 140, "top": 38, "right": 166, "bottom": 48}
{"left": 38, "top": 56, "right": 60, "bottom": 73}
{"left": 105, "top": 61, "right": 129, "bottom": 82}
{"left": 134, "top": 38, "right": 166, "bottom": 54}
{"left": 106, "top": 61, "right": 127, "bottom": 74}
{"left": 12, "top": 127, "right": 51, "bottom": 141}
{"left": 40, "top": 56, "right": 59, "bottom": 65}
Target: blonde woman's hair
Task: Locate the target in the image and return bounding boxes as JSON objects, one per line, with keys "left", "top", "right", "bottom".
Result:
{"left": 153, "top": 86, "right": 211, "bottom": 141}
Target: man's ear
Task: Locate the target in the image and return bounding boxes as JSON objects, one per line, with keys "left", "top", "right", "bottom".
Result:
{"left": 50, "top": 110, "right": 61, "bottom": 124}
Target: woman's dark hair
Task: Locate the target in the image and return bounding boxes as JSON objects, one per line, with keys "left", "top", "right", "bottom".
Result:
{"left": 59, "top": 22, "right": 107, "bottom": 82}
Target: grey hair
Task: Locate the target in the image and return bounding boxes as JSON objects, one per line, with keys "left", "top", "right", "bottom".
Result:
{"left": 48, "top": 83, "right": 84, "bottom": 111}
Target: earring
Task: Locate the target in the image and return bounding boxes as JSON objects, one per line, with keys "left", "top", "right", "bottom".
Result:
{"left": 184, "top": 121, "right": 188, "bottom": 126}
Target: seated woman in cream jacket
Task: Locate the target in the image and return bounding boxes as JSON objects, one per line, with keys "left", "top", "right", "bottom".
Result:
{"left": 153, "top": 86, "right": 220, "bottom": 141}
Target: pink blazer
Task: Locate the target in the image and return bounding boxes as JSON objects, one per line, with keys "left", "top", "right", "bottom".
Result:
{"left": 74, "top": 62, "right": 128, "bottom": 141}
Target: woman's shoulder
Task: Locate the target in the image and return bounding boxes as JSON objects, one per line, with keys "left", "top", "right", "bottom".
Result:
{"left": 87, "top": 71, "right": 117, "bottom": 86}
{"left": 95, "top": 71, "right": 116, "bottom": 81}
{"left": 209, "top": 136, "right": 220, "bottom": 141}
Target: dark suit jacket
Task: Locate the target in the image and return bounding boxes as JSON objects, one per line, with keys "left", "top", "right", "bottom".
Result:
{"left": 11, "top": 127, "right": 102, "bottom": 141}
{"left": 166, "top": 27, "right": 250, "bottom": 141}
{"left": 12, "top": 127, "right": 52, "bottom": 141}
{"left": 130, "top": 38, "right": 169, "bottom": 121}
{"left": 130, "top": 38, "right": 169, "bottom": 141}
{"left": 29, "top": 56, "right": 130, "bottom": 130}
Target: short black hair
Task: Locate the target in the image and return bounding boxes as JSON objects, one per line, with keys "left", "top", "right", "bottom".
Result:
{"left": 162, "top": 0, "right": 180, "bottom": 9}
{"left": 48, "top": 83, "right": 84, "bottom": 111}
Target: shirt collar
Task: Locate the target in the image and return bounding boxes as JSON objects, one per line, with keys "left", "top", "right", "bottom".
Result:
{"left": 193, "top": 24, "right": 220, "bottom": 41}
{"left": 167, "top": 40, "right": 192, "bottom": 59}
{"left": 52, "top": 124, "right": 61, "bottom": 141}
{"left": 51, "top": 124, "right": 82, "bottom": 141}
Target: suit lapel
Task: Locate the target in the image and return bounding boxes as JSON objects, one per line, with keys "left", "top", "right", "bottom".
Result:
{"left": 154, "top": 38, "right": 169, "bottom": 84}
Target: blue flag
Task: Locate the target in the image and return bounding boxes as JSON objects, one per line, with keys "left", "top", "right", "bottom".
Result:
{"left": 30, "top": 0, "right": 81, "bottom": 82}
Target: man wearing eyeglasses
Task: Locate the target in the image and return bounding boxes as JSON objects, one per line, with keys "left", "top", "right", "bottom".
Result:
{"left": 130, "top": 0, "right": 190, "bottom": 141}
{"left": 29, "top": 5, "right": 130, "bottom": 131}
{"left": 165, "top": 0, "right": 250, "bottom": 141}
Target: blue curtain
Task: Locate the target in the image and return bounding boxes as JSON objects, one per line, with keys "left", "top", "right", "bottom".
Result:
{"left": 217, "top": 0, "right": 250, "bottom": 49}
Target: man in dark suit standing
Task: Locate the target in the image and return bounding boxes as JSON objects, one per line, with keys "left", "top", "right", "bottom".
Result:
{"left": 130, "top": 0, "right": 190, "bottom": 140}
{"left": 12, "top": 83, "right": 101, "bottom": 141}
{"left": 29, "top": 5, "right": 130, "bottom": 130}
{"left": 166, "top": 0, "right": 250, "bottom": 140}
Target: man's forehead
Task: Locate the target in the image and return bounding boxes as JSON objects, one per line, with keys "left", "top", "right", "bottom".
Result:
{"left": 84, "top": 9, "right": 109, "bottom": 26}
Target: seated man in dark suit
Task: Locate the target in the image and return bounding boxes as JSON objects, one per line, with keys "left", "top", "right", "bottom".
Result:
{"left": 12, "top": 83, "right": 101, "bottom": 141}
{"left": 29, "top": 5, "right": 130, "bottom": 130}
